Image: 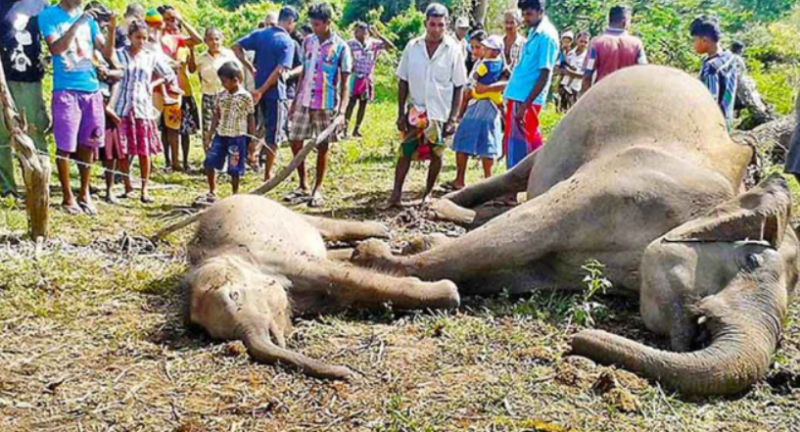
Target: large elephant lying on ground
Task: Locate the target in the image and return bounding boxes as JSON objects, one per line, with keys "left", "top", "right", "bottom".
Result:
{"left": 184, "top": 196, "right": 459, "bottom": 380}
{"left": 353, "top": 66, "right": 800, "bottom": 396}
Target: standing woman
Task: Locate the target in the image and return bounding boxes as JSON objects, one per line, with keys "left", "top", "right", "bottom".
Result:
{"left": 157, "top": 5, "right": 202, "bottom": 172}
{"left": 190, "top": 27, "right": 240, "bottom": 151}
{"left": 114, "top": 19, "right": 178, "bottom": 203}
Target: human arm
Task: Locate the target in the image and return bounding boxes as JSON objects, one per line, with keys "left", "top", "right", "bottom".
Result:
{"left": 205, "top": 102, "right": 220, "bottom": 150}
{"left": 515, "top": 69, "right": 550, "bottom": 123}
{"left": 175, "top": 12, "right": 203, "bottom": 47}
{"left": 445, "top": 86, "right": 464, "bottom": 137}
{"left": 232, "top": 43, "right": 256, "bottom": 76}
{"left": 43, "top": 11, "right": 100, "bottom": 56}
{"left": 103, "top": 14, "right": 117, "bottom": 63}
{"left": 335, "top": 45, "right": 353, "bottom": 121}
{"left": 370, "top": 27, "right": 397, "bottom": 52}
{"left": 247, "top": 112, "right": 258, "bottom": 164}
{"left": 396, "top": 79, "right": 409, "bottom": 133}
{"left": 475, "top": 80, "right": 508, "bottom": 95}
{"left": 253, "top": 36, "right": 296, "bottom": 104}
{"left": 187, "top": 47, "right": 197, "bottom": 74}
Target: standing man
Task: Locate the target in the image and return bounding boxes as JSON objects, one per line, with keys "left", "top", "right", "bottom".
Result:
{"left": 502, "top": 0, "right": 559, "bottom": 170}
{"left": 234, "top": 6, "right": 299, "bottom": 182}
{"left": 39, "top": 0, "right": 113, "bottom": 215}
{"left": 502, "top": 9, "right": 526, "bottom": 74}
{"left": 388, "top": 3, "right": 467, "bottom": 207}
{"left": 455, "top": 16, "right": 469, "bottom": 61}
{"left": 287, "top": 2, "right": 351, "bottom": 208}
{"left": 0, "top": 0, "right": 49, "bottom": 199}
{"left": 344, "top": 22, "right": 395, "bottom": 138}
{"left": 581, "top": 5, "right": 646, "bottom": 95}
{"left": 690, "top": 15, "right": 737, "bottom": 131}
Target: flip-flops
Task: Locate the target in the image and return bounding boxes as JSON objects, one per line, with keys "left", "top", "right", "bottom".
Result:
{"left": 77, "top": 200, "right": 97, "bottom": 216}
{"left": 62, "top": 203, "right": 82, "bottom": 215}
{"left": 283, "top": 189, "right": 310, "bottom": 204}
{"left": 308, "top": 194, "right": 325, "bottom": 208}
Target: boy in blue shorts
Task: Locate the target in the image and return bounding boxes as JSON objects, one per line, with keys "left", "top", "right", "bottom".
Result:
{"left": 204, "top": 61, "right": 256, "bottom": 200}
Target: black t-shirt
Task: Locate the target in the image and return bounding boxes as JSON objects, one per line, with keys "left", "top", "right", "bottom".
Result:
{"left": 286, "top": 39, "right": 302, "bottom": 100}
{"left": 0, "top": 0, "right": 47, "bottom": 82}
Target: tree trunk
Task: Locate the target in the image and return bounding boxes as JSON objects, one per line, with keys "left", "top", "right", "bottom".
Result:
{"left": 0, "top": 52, "right": 50, "bottom": 240}
{"left": 473, "top": 0, "right": 490, "bottom": 26}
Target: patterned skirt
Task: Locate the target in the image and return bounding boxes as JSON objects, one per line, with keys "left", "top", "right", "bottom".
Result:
{"left": 181, "top": 95, "right": 200, "bottom": 136}
{"left": 452, "top": 100, "right": 502, "bottom": 159}
{"left": 119, "top": 115, "right": 163, "bottom": 157}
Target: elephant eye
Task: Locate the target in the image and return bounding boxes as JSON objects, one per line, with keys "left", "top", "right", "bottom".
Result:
{"left": 745, "top": 254, "right": 763, "bottom": 270}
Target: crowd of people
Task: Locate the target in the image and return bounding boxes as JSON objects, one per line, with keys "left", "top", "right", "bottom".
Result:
{"left": 0, "top": 0, "right": 762, "bottom": 216}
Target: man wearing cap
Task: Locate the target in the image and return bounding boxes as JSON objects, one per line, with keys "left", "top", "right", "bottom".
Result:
{"left": 581, "top": 5, "right": 647, "bottom": 95}
{"left": 388, "top": 3, "right": 467, "bottom": 207}
{"left": 344, "top": 21, "right": 395, "bottom": 138}
{"left": 455, "top": 16, "right": 469, "bottom": 60}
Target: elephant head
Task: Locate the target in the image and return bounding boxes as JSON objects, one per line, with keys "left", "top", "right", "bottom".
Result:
{"left": 185, "top": 254, "right": 354, "bottom": 380}
{"left": 573, "top": 174, "right": 799, "bottom": 396}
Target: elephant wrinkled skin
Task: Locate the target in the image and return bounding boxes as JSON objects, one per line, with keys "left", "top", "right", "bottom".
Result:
{"left": 185, "top": 196, "right": 459, "bottom": 380}
{"left": 353, "top": 66, "right": 800, "bottom": 396}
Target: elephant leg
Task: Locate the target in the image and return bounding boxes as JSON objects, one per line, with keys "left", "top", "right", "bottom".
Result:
{"left": 327, "top": 248, "right": 355, "bottom": 261}
{"left": 428, "top": 199, "right": 516, "bottom": 228}
{"left": 287, "top": 258, "right": 460, "bottom": 313}
{"left": 443, "top": 149, "right": 536, "bottom": 208}
{"left": 303, "top": 216, "right": 389, "bottom": 243}
{"left": 354, "top": 179, "right": 577, "bottom": 285}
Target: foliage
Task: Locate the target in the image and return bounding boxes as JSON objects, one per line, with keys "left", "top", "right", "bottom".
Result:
{"left": 385, "top": 7, "right": 426, "bottom": 53}
{"left": 569, "top": 259, "right": 613, "bottom": 328}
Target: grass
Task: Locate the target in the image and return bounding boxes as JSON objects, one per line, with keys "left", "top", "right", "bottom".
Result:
{"left": 2, "top": 92, "right": 800, "bottom": 432}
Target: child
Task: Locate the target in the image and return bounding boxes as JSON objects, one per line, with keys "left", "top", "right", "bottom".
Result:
{"left": 457, "top": 30, "right": 487, "bottom": 119}
{"left": 114, "top": 19, "right": 178, "bottom": 204}
{"left": 690, "top": 15, "right": 737, "bottom": 130}
{"left": 190, "top": 27, "right": 240, "bottom": 152}
{"left": 558, "top": 31, "right": 590, "bottom": 112}
{"left": 448, "top": 35, "right": 505, "bottom": 191}
{"left": 204, "top": 61, "right": 256, "bottom": 200}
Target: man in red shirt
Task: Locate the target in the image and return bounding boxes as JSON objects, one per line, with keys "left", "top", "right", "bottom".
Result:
{"left": 581, "top": 5, "right": 646, "bottom": 95}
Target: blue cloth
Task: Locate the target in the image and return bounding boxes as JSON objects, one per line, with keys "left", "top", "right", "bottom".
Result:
{"left": 38, "top": 5, "right": 99, "bottom": 92}
{"left": 453, "top": 100, "right": 502, "bottom": 159}
{"left": 205, "top": 135, "right": 249, "bottom": 177}
{"left": 504, "top": 16, "right": 559, "bottom": 105}
{"left": 237, "top": 26, "right": 295, "bottom": 101}
{"left": 476, "top": 58, "right": 504, "bottom": 86}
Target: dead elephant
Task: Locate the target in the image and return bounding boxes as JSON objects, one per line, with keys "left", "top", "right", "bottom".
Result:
{"left": 185, "top": 195, "right": 459, "bottom": 380}
{"left": 353, "top": 66, "right": 799, "bottom": 396}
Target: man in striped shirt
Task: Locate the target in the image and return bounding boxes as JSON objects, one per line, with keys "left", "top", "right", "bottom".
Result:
{"left": 690, "top": 15, "right": 737, "bottom": 130}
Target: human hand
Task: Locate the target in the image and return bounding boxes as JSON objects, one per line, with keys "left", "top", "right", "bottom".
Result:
{"left": 251, "top": 90, "right": 263, "bottom": 105}
{"left": 203, "top": 134, "right": 212, "bottom": 151}
{"left": 443, "top": 119, "right": 458, "bottom": 137}
{"left": 514, "top": 105, "right": 526, "bottom": 125}
{"left": 474, "top": 83, "right": 489, "bottom": 95}
{"left": 396, "top": 115, "right": 408, "bottom": 133}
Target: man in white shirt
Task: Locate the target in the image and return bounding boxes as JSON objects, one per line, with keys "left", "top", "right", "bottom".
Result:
{"left": 388, "top": 3, "right": 468, "bottom": 207}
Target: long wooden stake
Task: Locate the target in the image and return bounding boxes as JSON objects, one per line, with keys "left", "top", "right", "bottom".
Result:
{"left": 154, "top": 116, "right": 344, "bottom": 240}
{"left": 0, "top": 52, "right": 50, "bottom": 240}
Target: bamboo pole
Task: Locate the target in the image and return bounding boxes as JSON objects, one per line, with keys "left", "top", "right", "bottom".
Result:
{"left": 154, "top": 116, "right": 344, "bottom": 240}
{"left": 0, "top": 52, "right": 50, "bottom": 240}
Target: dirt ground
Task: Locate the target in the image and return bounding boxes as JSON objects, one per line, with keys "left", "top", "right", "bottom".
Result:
{"left": 2, "top": 102, "right": 800, "bottom": 432}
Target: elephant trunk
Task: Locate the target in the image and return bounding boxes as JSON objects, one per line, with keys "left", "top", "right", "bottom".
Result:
{"left": 572, "top": 283, "right": 784, "bottom": 396}
{"left": 240, "top": 322, "right": 354, "bottom": 381}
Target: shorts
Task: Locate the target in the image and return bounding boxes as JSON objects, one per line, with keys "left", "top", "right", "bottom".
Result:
{"left": 288, "top": 107, "right": 339, "bottom": 143}
{"left": 52, "top": 90, "right": 105, "bottom": 153}
{"left": 261, "top": 98, "right": 288, "bottom": 146}
{"left": 204, "top": 135, "right": 248, "bottom": 177}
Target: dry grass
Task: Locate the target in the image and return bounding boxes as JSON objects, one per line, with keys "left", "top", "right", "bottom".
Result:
{"left": 2, "top": 102, "right": 800, "bottom": 432}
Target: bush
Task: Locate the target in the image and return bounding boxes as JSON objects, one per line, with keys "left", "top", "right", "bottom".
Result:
{"left": 386, "top": 7, "right": 426, "bottom": 52}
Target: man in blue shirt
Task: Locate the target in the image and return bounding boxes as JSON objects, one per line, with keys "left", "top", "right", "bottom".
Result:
{"left": 234, "top": 6, "right": 298, "bottom": 181}
{"left": 502, "top": 0, "right": 559, "bottom": 170}
{"left": 690, "top": 15, "right": 737, "bottom": 131}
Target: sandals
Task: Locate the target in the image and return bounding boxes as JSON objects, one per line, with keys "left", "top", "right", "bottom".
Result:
{"left": 61, "top": 202, "right": 82, "bottom": 216}
{"left": 283, "top": 189, "right": 310, "bottom": 204}
{"left": 308, "top": 194, "right": 325, "bottom": 208}
{"left": 77, "top": 200, "right": 97, "bottom": 216}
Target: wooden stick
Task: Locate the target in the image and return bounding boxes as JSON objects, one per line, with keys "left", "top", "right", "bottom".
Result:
{"left": 0, "top": 51, "right": 50, "bottom": 240}
{"left": 154, "top": 116, "right": 344, "bottom": 240}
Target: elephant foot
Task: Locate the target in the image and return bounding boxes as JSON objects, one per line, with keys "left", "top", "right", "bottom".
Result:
{"left": 351, "top": 239, "right": 409, "bottom": 275}
{"left": 402, "top": 233, "right": 451, "bottom": 255}
{"left": 427, "top": 199, "right": 477, "bottom": 226}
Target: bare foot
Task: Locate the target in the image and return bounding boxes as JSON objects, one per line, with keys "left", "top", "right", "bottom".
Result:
{"left": 381, "top": 196, "right": 403, "bottom": 210}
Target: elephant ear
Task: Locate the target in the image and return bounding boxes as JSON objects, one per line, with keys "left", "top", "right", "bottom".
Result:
{"left": 665, "top": 174, "right": 792, "bottom": 249}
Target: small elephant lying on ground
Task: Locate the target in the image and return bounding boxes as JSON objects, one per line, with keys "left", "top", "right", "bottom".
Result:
{"left": 184, "top": 195, "right": 459, "bottom": 380}
{"left": 353, "top": 66, "right": 800, "bottom": 395}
